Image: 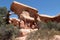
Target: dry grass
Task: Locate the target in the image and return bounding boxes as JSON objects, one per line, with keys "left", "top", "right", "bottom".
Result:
{"left": 26, "top": 29, "right": 60, "bottom": 40}
{"left": 26, "top": 21, "right": 60, "bottom": 40}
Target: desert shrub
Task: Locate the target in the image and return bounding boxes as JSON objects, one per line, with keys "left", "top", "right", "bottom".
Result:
{"left": 37, "top": 21, "right": 60, "bottom": 31}
{"left": 0, "top": 7, "right": 19, "bottom": 40}
{"left": 46, "top": 21, "right": 57, "bottom": 30}
{"left": 46, "top": 22, "right": 60, "bottom": 31}
{"left": 37, "top": 21, "right": 47, "bottom": 29}
{"left": 26, "top": 29, "right": 60, "bottom": 40}
{"left": 56, "top": 23, "right": 60, "bottom": 31}
{"left": 0, "top": 24, "right": 19, "bottom": 40}
{"left": 26, "top": 21, "right": 60, "bottom": 40}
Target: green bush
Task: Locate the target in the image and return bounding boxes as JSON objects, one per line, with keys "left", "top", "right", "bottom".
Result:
{"left": 37, "top": 21, "right": 47, "bottom": 29}
{"left": 37, "top": 21, "right": 60, "bottom": 31}
{"left": 0, "top": 7, "right": 19, "bottom": 40}
{"left": 26, "top": 21, "right": 60, "bottom": 40}
{"left": 26, "top": 29, "right": 60, "bottom": 40}
{"left": 0, "top": 24, "right": 19, "bottom": 40}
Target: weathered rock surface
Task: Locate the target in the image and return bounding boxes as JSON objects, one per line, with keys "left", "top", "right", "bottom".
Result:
{"left": 10, "top": 1, "right": 38, "bottom": 19}
{"left": 9, "top": 18, "right": 20, "bottom": 26}
{"left": 15, "top": 29, "right": 38, "bottom": 40}
{"left": 38, "top": 14, "right": 60, "bottom": 22}
{"left": 10, "top": 1, "right": 39, "bottom": 29}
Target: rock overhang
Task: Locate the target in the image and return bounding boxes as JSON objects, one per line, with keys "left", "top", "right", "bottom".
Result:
{"left": 10, "top": 1, "right": 38, "bottom": 15}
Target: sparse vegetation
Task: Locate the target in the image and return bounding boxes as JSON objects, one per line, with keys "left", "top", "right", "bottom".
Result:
{"left": 0, "top": 7, "right": 19, "bottom": 40}
{"left": 26, "top": 21, "right": 60, "bottom": 40}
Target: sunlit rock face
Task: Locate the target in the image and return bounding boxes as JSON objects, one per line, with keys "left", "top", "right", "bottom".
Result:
{"left": 39, "top": 14, "right": 60, "bottom": 22}
{"left": 9, "top": 18, "right": 20, "bottom": 26}
{"left": 38, "top": 14, "right": 54, "bottom": 22}
{"left": 20, "top": 11, "right": 38, "bottom": 29}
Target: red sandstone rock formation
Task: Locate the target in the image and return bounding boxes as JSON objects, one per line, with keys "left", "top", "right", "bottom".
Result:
{"left": 52, "top": 15, "right": 60, "bottom": 22}
{"left": 10, "top": 1, "right": 39, "bottom": 29}
{"left": 38, "top": 14, "right": 60, "bottom": 22}
{"left": 10, "top": 1, "right": 60, "bottom": 28}
{"left": 9, "top": 18, "right": 20, "bottom": 26}
{"left": 9, "top": 1, "right": 60, "bottom": 38}
{"left": 9, "top": 17, "right": 37, "bottom": 29}
{"left": 10, "top": 1, "right": 38, "bottom": 19}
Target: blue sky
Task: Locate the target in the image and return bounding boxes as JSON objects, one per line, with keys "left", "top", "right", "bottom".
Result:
{"left": 0, "top": 0, "right": 60, "bottom": 18}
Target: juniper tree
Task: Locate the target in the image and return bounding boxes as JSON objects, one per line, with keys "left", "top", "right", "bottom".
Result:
{"left": 0, "top": 7, "right": 19, "bottom": 40}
